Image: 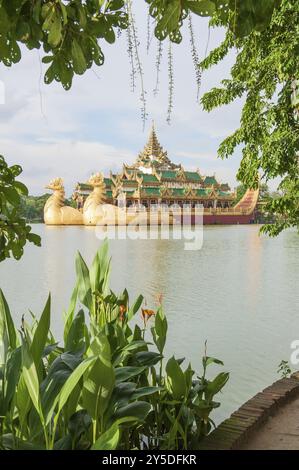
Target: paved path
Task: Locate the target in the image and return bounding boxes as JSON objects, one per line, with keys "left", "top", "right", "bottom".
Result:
{"left": 199, "top": 373, "right": 299, "bottom": 450}
{"left": 239, "top": 394, "right": 299, "bottom": 449}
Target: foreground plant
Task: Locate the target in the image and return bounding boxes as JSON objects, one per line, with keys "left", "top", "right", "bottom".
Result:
{"left": 0, "top": 240, "right": 228, "bottom": 450}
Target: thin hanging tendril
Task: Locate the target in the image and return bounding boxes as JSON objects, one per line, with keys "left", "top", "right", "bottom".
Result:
{"left": 126, "top": 0, "right": 147, "bottom": 129}
{"left": 146, "top": 11, "right": 151, "bottom": 54}
{"left": 125, "top": 2, "right": 136, "bottom": 92}
{"left": 188, "top": 13, "right": 201, "bottom": 101}
{"left": 167, "top": 40, "right": 174, "bottom": 125}
{"left": 153, "top": 40, "right": 163, "bottom": 96}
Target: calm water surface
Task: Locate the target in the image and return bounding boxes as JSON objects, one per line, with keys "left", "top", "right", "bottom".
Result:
{"left": 0, "top": 224, "right": 298, "bottom": 424}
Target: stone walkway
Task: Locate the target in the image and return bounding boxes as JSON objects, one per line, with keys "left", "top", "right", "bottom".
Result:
{"left": 239, "top": 394, "right": 299, "bottom": 449}
{"left": 199, "top": 373, "right": 299, "bottom": 450}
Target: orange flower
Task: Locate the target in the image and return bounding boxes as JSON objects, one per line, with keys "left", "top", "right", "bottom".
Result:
{"left": 119, "top": 304, "right": 127, "bottom": 322}
{"left": 141, "top": 308, "right": 156, "bottom": 326}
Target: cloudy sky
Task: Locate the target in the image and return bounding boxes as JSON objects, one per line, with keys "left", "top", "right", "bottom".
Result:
{"left": 0, "top": 5, "right": 247, "bottom": 196}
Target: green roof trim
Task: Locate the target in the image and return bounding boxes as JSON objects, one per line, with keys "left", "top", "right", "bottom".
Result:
{"left": 77, "top": 183, "right": 92, "bottom": 191}
{"left": 217, "top": 190, "right": 231, "bottom": 197}
{"left": 196, "top": 189, "right": 209, "bottom": 197}
{"left": 184, "top": 171, "right": 201, "bottom": 181}
{"left": 104, "top": 177, "right": 112, "bottom": 187}
{"left": 138, "top": 173, "right": 159, "bottom": 183}
{"left": 172, "top": 188, "right": 185, "bottom": 196}
{"left": 105, "top": 190, "right": 113, "bottom": 198}
{"left": 143, "top": 187, "right": 161, "bottom": 196}
{"left": 160, "top": 170, "right": 178, "bottom": 179}
{"left": 124, "top": 190, "right": 135, "bottom": 196}
{"left": 204, "top": 176, "right": 218, "bottom": 186}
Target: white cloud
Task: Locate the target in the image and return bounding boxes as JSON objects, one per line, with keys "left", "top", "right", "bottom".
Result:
{"left": 1, "top": 138, "right": 135, "bottom": 195}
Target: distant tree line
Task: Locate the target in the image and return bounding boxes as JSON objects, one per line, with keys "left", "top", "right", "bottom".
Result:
{"left": 20, "top": 194, "right": 75, "bottom": 222}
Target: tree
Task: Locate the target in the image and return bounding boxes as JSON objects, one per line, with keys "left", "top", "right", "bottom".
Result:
{"left": 0, "top": 156, "right": 41, "bottom": 261}
{"left": 200, "top": 0, "right": 299, "bottom": 235}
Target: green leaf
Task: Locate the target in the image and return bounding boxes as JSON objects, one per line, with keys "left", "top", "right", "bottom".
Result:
{"left": 65, "top": 309, "right": 86, "bottom": 353}
{"left": 14, "top": 180, "right": 28, "bottom": 195}
{"left": 75, "top": 251, "right": 92, "bottom": 309}
{"left": 2, "top": 186, "right": 20, "bottom": 206}
{"left": 151, "top": 306, "right": 167, "bottom": 353}
{"left": 165, "top": 356, "right": 186, "bottom": 401}
{"left": 89, "top": 239, "right": 110, "bottom": 293}
{"left": 112, "top": 401, "right": 151, "bottom": 423}
{"left": 91, "top": 422, "right": 119, "bottom": 450}
{"left": 31, "top": 294, "right": 51, "bottom": 367}
{"left": 57, "top": 355, "right": 97, "bottom": 413}
{"left": 82, "top": 334, "right": 115, "bottom": 419}
{"left": 0, "top": 289, "right": 17, "bottom": 362}
{"left": 71, "top": 39, "right": 87, "bottom": 75}
{"left": 48, "top": 12, "right": 63, "bottom": 47}
{"left": 3, "top": 347, "right": 22, "bottom": 412}
{"left": 207, "top": 371, "right": 229, "bottom": 396}
{"left": 187, "top": 0, "right": 215, "bottom": 16}
{"left": 135, "top": 351, "right": 162, "bottom": 366}
{"left": 127, "top": 294, "right": 143, "bottom": 320}
{"left": 115, "top": 366, "right": 146, "bottom": 383}
{"left": 155, "top": 0, "right": 181, "bottom": 40}
{"left": 131, "top": 386, "right": 161, "bottom": 400}
{"left": 203, "top": 356, "right": 224, "bottom": 368}
{"left": 21, "top": 339, "right": 42, "bottom": 417}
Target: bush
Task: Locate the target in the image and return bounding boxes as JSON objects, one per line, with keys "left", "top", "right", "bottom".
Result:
{"left": 0, "top": 241, "right": 228, "bottom": 450}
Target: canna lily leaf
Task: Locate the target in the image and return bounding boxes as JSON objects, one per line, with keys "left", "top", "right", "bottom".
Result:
{"left": 30, "top": 294, "right": 51, "bottom": 368}
{"left": 75, "top": 251, "right": 92, "bottom": 309}
{"left": 91, "top": 422, "right": 119, "bottom": 450}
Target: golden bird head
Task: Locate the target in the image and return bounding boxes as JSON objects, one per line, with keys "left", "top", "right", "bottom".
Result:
{"left": 45, "top": 177, "right": 64, "bottom": 191}
{"left": 87, "top": 172, "right": 105, "bottom": 187}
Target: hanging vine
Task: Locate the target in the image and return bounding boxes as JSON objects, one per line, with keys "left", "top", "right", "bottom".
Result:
{"left": 126, "top": 0, "right": 147, "bottom": 128}
{"left": 167, "top": 40, "right": 174, "bottom": 125}
{"left": 125, "top": 2, "right": 136, "bottom": 92}
{"left": 188, "top": 13, "right": 201, "bottom": 101}
{"left": 146, "top": 10, "right": 151, "bottom": 54}
{"left": 153, "top": 39, "right": 163, "bottom": 96}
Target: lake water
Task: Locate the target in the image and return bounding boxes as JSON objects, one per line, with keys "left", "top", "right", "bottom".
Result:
{"left": 0, "top": 224, "right": 298, "bottom": 424}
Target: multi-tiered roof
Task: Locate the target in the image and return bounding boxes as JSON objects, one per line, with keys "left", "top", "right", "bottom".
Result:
{"left": 74, "top": 125, "right": 234, "bottom": 207}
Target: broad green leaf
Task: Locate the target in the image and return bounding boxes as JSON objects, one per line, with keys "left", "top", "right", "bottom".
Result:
{"left": 112, "top": 401, "right": 151, "bottom": 423}
{"left": 155, "top": 0, "right": 181, "bottom": 40}
{"left": 131, "top": 386, "right": 161, "bottom": 400}
{"left": 63, "top": 282, "right": 78, "bottom": 345}
{"left": 57, "top": 355, "right": 96, "bottom": 413}
{"left": 91, "top": 422, "right": 119, "bottom": 450}
{"left": 71, "top": 39, "right": 87, "bottom": 75}
{"left": 47, "top": 12, "right": 62, "bottom": 47}
{"left": 75, "top": 251, "right": 92, "bottom": 309}
{"left": 3, "top": 347, "right": 22, "bottom": 412}
{"left": 151, "top": 306, "right": 167, "bottom": 353}
{"left": 82, "top": 335, "right": 115, "bottom": 419}
{"left": 187, "top": 0, "right": 215, "bottom": 16}
{"left": 21, "top": 339, "right": 42, "bottom": 418}
{"left": 206, "top": 372, "right": 229, "bottom": 397}
{"left": 127, "top": 294, "right": 143, "bottom": 320}
{"left": 65, "top": 309, "right": 86, "bottom": 353}
{"left": 165, "top": 356, "right": 186, "bottom": 401}
{"left": 115, "top": 366, "right": 146, "bottom": 383}
{"left": 0, "top": 289, "right": 17, "bottom": 362}
{"left": 31, "top": 294, "right": 51, "bottom": 367}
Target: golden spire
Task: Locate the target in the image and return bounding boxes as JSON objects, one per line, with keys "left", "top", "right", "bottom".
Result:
{"left": 135, "top": 123, "right": 178, "bottom": 169}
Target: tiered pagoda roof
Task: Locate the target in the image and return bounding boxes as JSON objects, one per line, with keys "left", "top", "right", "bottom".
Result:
{"left": 73, "top": 125, "right": 234, "bottom": 205}
{"left": 132, "top": 122, "right": 180, "bottom": 171}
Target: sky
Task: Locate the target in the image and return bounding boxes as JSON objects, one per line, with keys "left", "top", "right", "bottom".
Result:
{"left": 0, "top": 4, "right": 248, "bottom": 196}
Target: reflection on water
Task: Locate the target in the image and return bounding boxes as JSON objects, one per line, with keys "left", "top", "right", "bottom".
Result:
{"left": 0, "top": 224, "right": 298, "bottom": 424}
